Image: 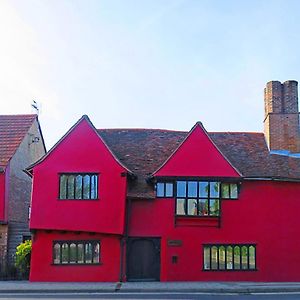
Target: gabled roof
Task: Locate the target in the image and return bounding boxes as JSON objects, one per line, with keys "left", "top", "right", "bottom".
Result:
{"left": 152, "top": 122, "right": 242, "bottom": 177}
{"left": 26, "top": 115, "right": 134, "bottom": 175}
{"left": 98, "top": 128, "right": 300, "bottom": 198}
{"left": 0, "top": 114, "right": 38, "bottom": 171}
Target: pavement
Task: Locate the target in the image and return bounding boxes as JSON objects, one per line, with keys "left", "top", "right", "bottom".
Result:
{"left": 1, "top": 281, "right": 300, "bottom": 294}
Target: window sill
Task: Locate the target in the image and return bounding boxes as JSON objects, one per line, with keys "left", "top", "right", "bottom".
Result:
{"left": 51, "top": 263, "right": 102, "bottom": 266}
{"left": 175, "top": 216, "right": 219, "bottom": 227}
{"left": 57, "top": 198, "right": 99, "bottom": 201}
{"left": 202, "top": 268, "right": 257, "bottom": 272}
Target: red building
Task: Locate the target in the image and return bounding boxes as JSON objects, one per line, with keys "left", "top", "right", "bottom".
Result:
{"left": 28, "top": 80, "right": 300, "bottom": 282}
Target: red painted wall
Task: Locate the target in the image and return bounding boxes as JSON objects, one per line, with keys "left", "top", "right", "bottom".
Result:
{"left": 155, "top": 125, "right": 240, "bottom": 178}
{"left": 0, "top": 172, "right": 5, "bottom": 221}
{"left": 128, "top": 180, "right": 300, "bottom": 281}
{"left": 30, "top": 231, "right": 121, "bottom": 282}
{"left": 30, "top": 118, "right": 128, "bottom": 235}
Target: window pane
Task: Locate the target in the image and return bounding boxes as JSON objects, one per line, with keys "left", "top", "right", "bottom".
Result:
{"left": 234, "top": 246, "right": 240, "bottom": 269}
{"left": 85, "top": 243, "right": 92, "bottom": 263}
{"left": 210, "top": 182, "right": 220, "bottom": 198}
{"left": 203, "top": 247, "right": 210, "bottom": 270}
{"left": 241, "top": 246, "right": 248, "bottom": 269}
{"left": 69, "top": 243, "right": 77, "bottom": 263}
{"left": 53, "top": 243, "right": 61, "bottom": 264}
{"left": 226, "top": 246, "right": 233, "bottom": 270}
{"left": 90, "top": 175, "right": 98, "bottom": 199}
{"left": 93, "top": 243, "right": 100, "bottom": 263}
{"left": 156, "top": 183, "right": 165, "bottom": 197}
{"left": 230, "top": 184, "right": 238, "bottom": 199}
{"left": 188, "top": 181, "right": 197, "bottom": 197}
{"left": 61, "top": 243, "right": 69, "bottom": 264}
{"left": 59, "top": 175, "right": 67, "bottom": 199}
{"left": 83, "top": 175, "right": 90, "bottom": 199}
{"left": 209, "top": 199, "right": 219, "bottom": 216}
{"left": 77, "top": 244, "right": 84, "bottom": 263}
{"left": 199, "top": 182, "right": 208, "bottom": 197}
{"left": 221, "top": 183, "right": 230, "bottom": 199}
{"left": 219, "top": 246, "right": 226, "bottom": 270}
{"left": 249, "top": 246, "right": 256, "bottom": 269}
{"left": 176, "top": 199, "right": 186, "bottom": 215}
{"left": 177, "top": 181, "right": 186, "bottom": 197}
{"left": 165, "top": 183, "right": 173, "bottom": 197}
{"left": 75, "top": 175, "right": 82, "bottom": 199}
{"left": 211, "top": 246, "right": 218, "bottom": 270}
{"left": 198, "top": 199, "right": 208, "bottom": 216}
{"left": 187, "top": 199, "right": 197, "bottom": 215}
{"left": 67, "top": 175, "right": 75, "bottom": 199}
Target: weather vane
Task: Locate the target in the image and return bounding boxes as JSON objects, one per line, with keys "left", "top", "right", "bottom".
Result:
{"left": 31, "top": 100, "right": 39, "bottom": 115}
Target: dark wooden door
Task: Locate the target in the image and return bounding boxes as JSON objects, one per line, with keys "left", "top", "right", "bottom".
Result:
{"left": 127, "top": 238, "right": 160, "bottom": 281}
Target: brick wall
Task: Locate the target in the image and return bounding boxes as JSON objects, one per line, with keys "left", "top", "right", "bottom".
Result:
{"left": 264, "top": 80, "right": 300, "bottom": 152}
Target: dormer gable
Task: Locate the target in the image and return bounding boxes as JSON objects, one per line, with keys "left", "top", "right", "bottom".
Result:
{"left": 26, "top": 115, "right": 133, "bottom": 175}
{"left": 153, "top": 122, "right": 241, "bottom": 178}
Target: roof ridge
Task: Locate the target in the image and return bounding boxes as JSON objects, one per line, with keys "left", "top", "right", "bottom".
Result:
{"left": 97, "top": 128, "right": 188, "bottom": 133}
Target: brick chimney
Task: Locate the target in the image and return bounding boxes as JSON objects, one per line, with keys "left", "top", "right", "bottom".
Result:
{"left": 264, "top": 80, "right": 300, "bottom": 153}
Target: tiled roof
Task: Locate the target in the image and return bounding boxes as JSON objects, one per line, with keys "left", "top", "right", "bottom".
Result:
{"left": 98, "top": 129, "right": 300, "bottom": 198}
{"left": 0, "top": 114, "right": 37, "bottom": 170}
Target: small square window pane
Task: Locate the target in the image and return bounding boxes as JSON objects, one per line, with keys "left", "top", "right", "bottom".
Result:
{"left": 165, "top": 183, "right": 173, "bottom": 197}
{"left": 219, "top": 246, "right": 226, "bottom": 270}
{"left": 77, "top": 244, "right": 84, "bottom": 263}
{"left": 75, "top": 176, "right": 83, "bottom": 199}
{"left": 226, "top": 246, "right": 233, "bottom": 270}
{"left": 69, "top": 243, "right": 77, "bottom": 263}
{"left": 59, "top": 175, "right": 67, "bottom": 199}
{"left": 198, "top": 199, "right": 208, "bottom": 216}
{"left": 203, "top": 247, "right": 210, "bottom": 270}
{"left": 156, "top": 183, "right": 165, "bottom": 197}
{"left": 241, "top": 246, "right": 248, "bottom": 269}
{"left": 199, "top": 182, "right": 208, "bottom": 197}
{"left": 187, "top": 199, "right": 197, "bottom": 215}
{"left": 221, "top": 184, "right": 230, "bottom": 199}
{"left": 210, "top": 182, "right": 220, "bottom": 198}
{"left": 93, "top": 243, "right": 100, "bottom": 263}
{"left": 176, "top": 198, "right": 186, "bottom": 215}
{"left": 90, "top": 175, "right": 98, "bottom": 199}
{"left": 61, "top": 243, "right": 69, "bottom": 264}
{"left": 234, "top": 246, "right": 241, "bottom": 270}
{"left": 67, "top": 175, "right": 75, "bottom": 199}
{"left": 188, "top": 181, "right": 197, "bottom": 197}
{"left": 53, "top": 243, "right": 61, "bottom": 264}
{"left": 249, "top": 246, "right": 256, "bottom": 269}
{"left": 230, "top": 184, "right": 238, "bottom": 199}
{"left": 209, "top": 199, "right": 219, "bottom": 216}
{"left": 211, "top": 246, "right": 218, "bottom": 270}
{"left": 177, "top": 181, "right": 186, "bottom": 197}
{"left": 85, "top": 243, "right": 92, "bottom": 263}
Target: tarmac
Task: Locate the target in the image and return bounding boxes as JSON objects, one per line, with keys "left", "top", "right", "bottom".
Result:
{"left": 0, "top": 281, "right": 300, "bottom": 294}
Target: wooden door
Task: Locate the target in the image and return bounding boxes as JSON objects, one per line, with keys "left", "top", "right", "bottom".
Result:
{"left": 127, "top": 238, "right": 160, "bottom": 281}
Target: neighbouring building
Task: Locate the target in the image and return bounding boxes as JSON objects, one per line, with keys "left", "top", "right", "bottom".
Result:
{"left": 0, "top": 115, "right": 46, "bottom": 264}
{"left": 27, "top": 80, "right": 300, "bottom": 282}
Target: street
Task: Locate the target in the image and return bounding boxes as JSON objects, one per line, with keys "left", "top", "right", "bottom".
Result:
{"left": 1, "top": 293, "right": 300, "bottom": 300}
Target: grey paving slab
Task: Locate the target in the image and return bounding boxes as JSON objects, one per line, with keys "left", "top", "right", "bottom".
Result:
{"left": 1, "top": 281, "right": 300, "bottom": 294}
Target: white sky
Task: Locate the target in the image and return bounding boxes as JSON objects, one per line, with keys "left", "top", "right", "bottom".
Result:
{"left": 1, "top": 0, "right": 300, "bottom": 149}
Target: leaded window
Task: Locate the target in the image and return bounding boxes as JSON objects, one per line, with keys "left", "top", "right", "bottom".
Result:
{"left": 59, "top": 174, "right": 98, "bottom": 200}
{"left": 203, "top": 244, "right": 256, "bottom": 271}
{"left": 176, "top": 181, "right": 220, "bottom": 216}
{"left": 53, "top": 241, "right": 100, "bottom": 265}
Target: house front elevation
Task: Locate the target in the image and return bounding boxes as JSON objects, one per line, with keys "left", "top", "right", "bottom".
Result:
{"left": 27, "top": 80, "right": 300, "bottom": 282}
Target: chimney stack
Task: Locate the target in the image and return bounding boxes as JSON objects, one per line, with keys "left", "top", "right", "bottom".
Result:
{"left": 264, "top": 80, "right": 300, "bottom": 153}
